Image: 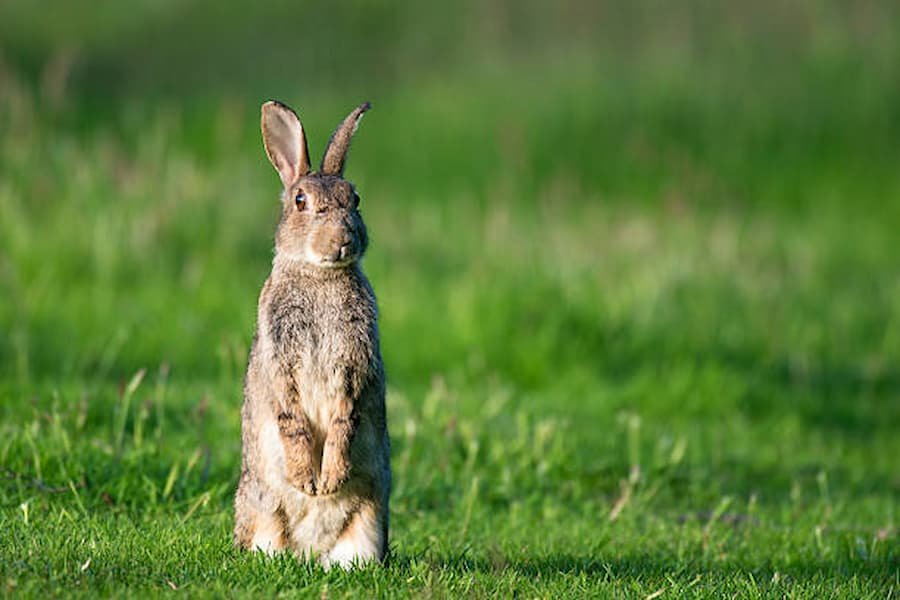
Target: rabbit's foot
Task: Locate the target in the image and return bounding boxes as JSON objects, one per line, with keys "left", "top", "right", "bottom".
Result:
{"left": 286, "top": 465, "right": 318, "bottom": 495}
{"left": 318, "top": 459, "right": 350, "bottom": 495}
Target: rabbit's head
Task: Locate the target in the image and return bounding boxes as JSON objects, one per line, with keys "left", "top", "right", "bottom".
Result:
{"left": 261, "top": 100, "right": 371, "bottom": 268}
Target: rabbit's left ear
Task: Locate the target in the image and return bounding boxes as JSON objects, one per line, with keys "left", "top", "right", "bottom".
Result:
{"left": 320, "top": 102, "right": 371, "bottom": 176}
{"left": 261, "top": 100, "right": 311, "bottom": 187}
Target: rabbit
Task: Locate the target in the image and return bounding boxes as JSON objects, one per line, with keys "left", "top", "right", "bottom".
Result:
{"left": 234, "top": 100, "right": 390, "bottom": 569}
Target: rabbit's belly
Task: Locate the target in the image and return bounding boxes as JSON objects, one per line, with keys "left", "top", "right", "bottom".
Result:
{"left": 255, "top": 418, "right": 367, "bottom": 551}
{"left": 280, "top": 490, "right": 357, "bottom": 553}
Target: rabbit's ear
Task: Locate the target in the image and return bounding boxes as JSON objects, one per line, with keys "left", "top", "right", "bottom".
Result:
{"left": 261, "top": 100, "right": 310, "bottom": 186}
{"left": 320, "top": 102, "right": 371, "bottom": 176}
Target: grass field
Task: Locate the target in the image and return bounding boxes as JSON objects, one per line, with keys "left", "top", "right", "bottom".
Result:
{"left": 1, "top": 1, "right": 899, "bottom": 597}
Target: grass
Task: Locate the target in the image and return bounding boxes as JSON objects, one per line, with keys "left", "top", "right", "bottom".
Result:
{"left": 1, "top": 1, "right": 899, "bottom": 597}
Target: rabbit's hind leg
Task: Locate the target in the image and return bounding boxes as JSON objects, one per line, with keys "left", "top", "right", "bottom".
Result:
{"left": 248, "top": 509, "right": 288, "bottom": 554}
{"left": 322, "top": 500, "right": 386, "bottom": 570}
{"left": 235, "top": 485, "right": 288, "bottom": 554}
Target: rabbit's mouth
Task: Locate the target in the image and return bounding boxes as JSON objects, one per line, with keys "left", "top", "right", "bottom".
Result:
{"left": 314, "top": 243, "right": 361, "bottom": 268}
{"left": 317, "top": 257, "right": 356, "bottom": 269}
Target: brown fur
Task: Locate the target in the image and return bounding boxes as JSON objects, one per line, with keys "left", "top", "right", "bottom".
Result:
{"left": 234, "top": 101, "right": 389, "bottom": 568}
{"left": 320, "top": 102, "right": 370, "bottom": 177}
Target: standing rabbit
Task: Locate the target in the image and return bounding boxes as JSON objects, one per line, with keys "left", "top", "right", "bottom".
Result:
{"left": 234, "top": 100, "right": 390, "bottom": 569}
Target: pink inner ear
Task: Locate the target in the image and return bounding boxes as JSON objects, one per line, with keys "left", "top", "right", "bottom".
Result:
{"left": 272, "top": 133, "right": 296, "bottom": 182}
{"left": 263, "top": 105, "right": 306, "bottom": 185}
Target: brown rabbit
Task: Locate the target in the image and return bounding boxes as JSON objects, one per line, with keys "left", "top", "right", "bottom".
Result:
{"left": 234, "top": 100, "right": 390, "bottom": 569}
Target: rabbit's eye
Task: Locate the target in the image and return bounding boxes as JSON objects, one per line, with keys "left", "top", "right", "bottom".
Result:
{"left": 352, "top": 191, "right": 361, "bottom": 208}
{"left": 294, "top": 192, "right": 306, "bottom": 210}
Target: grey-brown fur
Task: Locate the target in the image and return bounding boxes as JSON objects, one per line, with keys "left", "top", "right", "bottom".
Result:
{"left": 234, "top": 100, "right": 389, "bottom": 568}
{"left": 320, "top": 102, "right": 371, "bottom": 177}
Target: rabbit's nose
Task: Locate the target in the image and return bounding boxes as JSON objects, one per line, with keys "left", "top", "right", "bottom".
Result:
{"left": 339, "top": 243, "right": 353, "bottom": 260}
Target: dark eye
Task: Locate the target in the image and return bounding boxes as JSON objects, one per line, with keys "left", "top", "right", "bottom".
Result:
{"left": 294, "top": 191, "right": 306, "bottom": 210}
{"left": 352, "top": 191, "right": 360, "bottom": 208}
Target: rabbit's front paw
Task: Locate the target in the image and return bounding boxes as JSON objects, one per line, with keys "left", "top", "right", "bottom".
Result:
{"left": 286, "top": 466, "right": 317, "bottom": 496}
{"left": 317, "top": 459, "right": 350, "bottom": 495}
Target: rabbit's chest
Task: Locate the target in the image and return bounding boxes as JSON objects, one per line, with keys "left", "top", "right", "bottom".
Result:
{"left": 270, "top": 310, "right": 365, "bottom": 369}
{"left": 268, "top": 303, "right": 372, "bottom": 418}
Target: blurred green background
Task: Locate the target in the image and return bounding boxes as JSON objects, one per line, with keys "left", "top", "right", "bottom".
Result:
{"left": 1, "top": 1, "right": 898, "bottom": 596}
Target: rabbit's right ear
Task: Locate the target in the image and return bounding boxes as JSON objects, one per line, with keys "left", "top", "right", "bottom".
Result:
{"left": 261, "top": 100, "right": 310, "bottom": 187}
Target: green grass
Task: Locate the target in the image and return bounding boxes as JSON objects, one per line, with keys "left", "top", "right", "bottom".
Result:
{"left": 1, "top": 1, "right": 899, "bottom": 597}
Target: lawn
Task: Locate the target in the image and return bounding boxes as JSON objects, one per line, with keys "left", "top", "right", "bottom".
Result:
{"left": 0, "top": 1, "right": 898, "bottom": 597}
